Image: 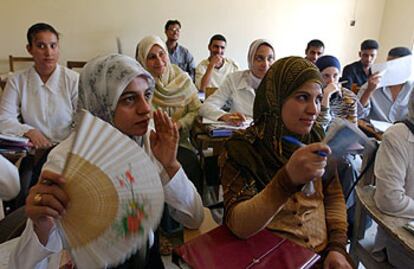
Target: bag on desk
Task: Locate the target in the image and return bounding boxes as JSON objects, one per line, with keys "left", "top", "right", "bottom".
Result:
{"left": 172, "top": 225, "right": 320, "bottom": 269}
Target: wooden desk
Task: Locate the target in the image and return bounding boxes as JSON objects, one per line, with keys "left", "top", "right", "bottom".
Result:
{"left": 357, "top": 186, "right": 414, "bottom": 252}
{"left": 184, "top": 207, "right": 219, "bottom": 242}
{"left": 350, "top": 185, "right": 414, "bottom": 267}
{"left": 358, "top": 120, "right": 383, "bottom": 141}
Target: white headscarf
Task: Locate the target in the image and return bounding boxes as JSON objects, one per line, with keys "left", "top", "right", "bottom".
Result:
{"left": 77, "top": 54, "right": 155, "bottom": 125}
{"left": 247, "top": 39, "right": 275, "bottom": 89}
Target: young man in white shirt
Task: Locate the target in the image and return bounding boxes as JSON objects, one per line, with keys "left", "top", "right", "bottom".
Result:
{"left": 195, "top": 34, "right": 239, "bottom": 92}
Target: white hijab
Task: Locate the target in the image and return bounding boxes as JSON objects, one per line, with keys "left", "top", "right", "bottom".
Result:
{"left": 247, "top": 39, "right": 275, "bottom": 89}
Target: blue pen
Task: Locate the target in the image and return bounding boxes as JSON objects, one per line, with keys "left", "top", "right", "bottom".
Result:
{"left": 282, "top": 136, "right": 327, "bottom": 157}
{"left": 282, "top": 135, "right": 328, "bottom": 196}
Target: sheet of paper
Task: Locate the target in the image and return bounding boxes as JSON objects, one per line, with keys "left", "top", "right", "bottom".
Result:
{"left": 371, "top": 55, "right": 414, "bottom": 88}
{"left": 202, "top": 117, "right": 253, "bottom": 129}
{"left": 370, "top": 120, "right": 393, "bottom": 133}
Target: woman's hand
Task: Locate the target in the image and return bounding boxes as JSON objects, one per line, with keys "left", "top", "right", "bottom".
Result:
{"left": 25, "top": 170, "right": 69, "bottom": 246}
{"left": 218, "top": 112, "right": 246, "bottom": 125}
{"left": 321, "top": 83, "right": 341, "bottom": 108}
{"left": 285, "top": 143, "right": 331, "bottom": 186}
{"left": 323, "top": 251, "right": 353, "bottom": 269}
{"left": 150, "top": 109, "right": 181, "bottom": 179}
{"left": 24, "top": 129, "right": 52, "bottom": 149}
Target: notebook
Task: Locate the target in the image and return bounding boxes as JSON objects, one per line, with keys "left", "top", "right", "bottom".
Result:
{"left": 173, "top": 225, "right": 320, "bottom": 269}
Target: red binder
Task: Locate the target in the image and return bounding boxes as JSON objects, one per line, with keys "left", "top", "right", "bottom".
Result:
{"left": 173, "top": 225, "right": 320, "bottom": 269}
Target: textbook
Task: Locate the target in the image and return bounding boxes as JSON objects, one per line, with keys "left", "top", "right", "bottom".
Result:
{"left": 324, "top": 118, "right": 374, "bottom": 159}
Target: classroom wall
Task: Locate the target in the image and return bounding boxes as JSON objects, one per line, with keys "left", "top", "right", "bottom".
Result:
{"left": 0, "top": 0, "right": 388, "bottom": 74}
{"left": 377, "top": 0, "right": 414, "bottom": 62}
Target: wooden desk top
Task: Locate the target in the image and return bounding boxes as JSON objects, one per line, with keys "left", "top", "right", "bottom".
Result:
{"left": 184, "top": 207, "right": 219, "bottom": 242}
{"left": 358, "top": 120, "right": 383, "bottom": 141}
{"left": 356, "top": 185, "right": 414, "bottom": 254}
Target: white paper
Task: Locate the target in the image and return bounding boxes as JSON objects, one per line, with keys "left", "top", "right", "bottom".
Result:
{"left": 202, "top": 117, "right": 253, "bottom": 129}
{"left": 370, "top": 119, "right": 393, "bottom": 133}
{"left": 371, "top": 55, "right": 414, "bottom": 88}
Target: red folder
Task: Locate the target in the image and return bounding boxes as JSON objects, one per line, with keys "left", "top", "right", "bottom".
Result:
{"left": 173, "top": 225, "right": 320, "bottom": 269}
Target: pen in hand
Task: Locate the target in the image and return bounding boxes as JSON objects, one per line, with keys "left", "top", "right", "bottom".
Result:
{"left": 282, "top": 135, "right": 328, "bottom": 195}
{"left": 282, "top": 136, "right": 327, "bottom": 157}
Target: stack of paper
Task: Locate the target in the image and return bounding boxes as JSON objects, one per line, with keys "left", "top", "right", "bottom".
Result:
{"left": 203, "top": 118, "right": 253, "bottom": 137}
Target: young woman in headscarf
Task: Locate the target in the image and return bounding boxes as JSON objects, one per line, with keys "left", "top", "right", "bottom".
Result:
{"left": 315, "top": 55, "right": 360, "bottom": 130}
{"left": 315, "top": 55, "right": 365, "bottom": 238}
{"left": 136, "top": 35, "right": 202, "bottom": 194}
{"left": 9, "top": 54, "right": 204, "bottom": 269}
{"left": 220, "top": 57, "right": 353, "bottom": 268}
{"left": 372, "top": 90, "right": 414, "bottom": 268}
{"left": 199, "top": 39, "right": 275, "bottom": 124}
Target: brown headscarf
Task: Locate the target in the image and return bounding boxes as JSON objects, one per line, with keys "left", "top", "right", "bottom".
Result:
{"left": 225, "top": 56, "right": 324, "bottom": 190}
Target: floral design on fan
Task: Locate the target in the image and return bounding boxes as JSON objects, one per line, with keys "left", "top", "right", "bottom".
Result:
{"left": 113, "top": 165, "right": 148, "bottom": 237}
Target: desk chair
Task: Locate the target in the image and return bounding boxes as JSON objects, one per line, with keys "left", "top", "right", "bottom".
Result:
{"left": 66, "top": 61, "right": 87, "bottom": 70}
{"left": 0, "top": 206, "right": 26, "bottom": 244}
{"left": 9, "top": 55, "right": 34, "bottom": 72}
{"left": 349, "top": 143, "right": 412, "bottom": 268}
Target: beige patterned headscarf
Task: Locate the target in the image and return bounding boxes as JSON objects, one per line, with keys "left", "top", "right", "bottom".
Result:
{"left": 136, "top": 35, "right": 198, "bottom": 108}
{"left": 77, "top": 53, "right": 154, "bottom": 125}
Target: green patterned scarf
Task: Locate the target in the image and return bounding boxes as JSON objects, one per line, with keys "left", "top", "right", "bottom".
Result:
{"left": 225, "top": 56, "right": 325, "bottom": 190}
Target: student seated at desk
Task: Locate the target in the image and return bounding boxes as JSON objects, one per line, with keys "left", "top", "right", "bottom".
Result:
{"left": 220, "top": 57, "right": 352, "bottom": 268}
{"left": 315, "top": 55, "right": 360, "bottom": 129}
{"left": 372, "top": 90, "right": 414, "bottom": 268}
{"left": 358, "top": 47, "right": 413, "bottom": 123}
{"left": 0, "top": 23, "right": 78, "bottom": 148}
{"left": 199, "top": 39, "right": 275, "bottom": 124}
{"left": 195, "top": 34, "right": 239, "bottom": 92}
{"left": 316, "top": 55, "right": 367, "bottom": 237}
{"left": 8, "top": 54, "right": 204, "bottom": 269}
{"left": 136, "top": 35, "right": 202, "bottom": 193}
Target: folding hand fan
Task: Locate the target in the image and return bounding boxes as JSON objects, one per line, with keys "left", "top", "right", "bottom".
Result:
{"left": 57, "top": 110, "right": 164, "bottom": 269}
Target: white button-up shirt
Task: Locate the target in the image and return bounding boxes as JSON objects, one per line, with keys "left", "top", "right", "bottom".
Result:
{"left": 358, "top": 80, "right": 414, "bottom": 123}
{"left": 199, "top": 70, "right": 256, "bottom": 121}
{"left": 0, "top": 65, "right": 79, "bottom": 143}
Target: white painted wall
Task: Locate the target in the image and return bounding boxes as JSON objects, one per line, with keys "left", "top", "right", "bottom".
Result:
{"left": 0, "top": 0, "right": 388, "bottom": 73}
{"left": 377, "top": 0, "right": 414, "bottom": 62}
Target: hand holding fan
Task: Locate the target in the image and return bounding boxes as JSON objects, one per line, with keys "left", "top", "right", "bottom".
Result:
{"left": 57, "top": 110, "right": 164, "bottom": 269}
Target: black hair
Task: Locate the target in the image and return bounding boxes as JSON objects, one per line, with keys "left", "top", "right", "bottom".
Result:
{"left": 388, "top": 46, "right": 412, "bottom": 58}
{"left": 27, "top": 23, "right": 59, "bottom": 46}
{"left": 209, "top": 34, "right": 227, "bottom": 46}
{"left": 165, "top": 20, "right": 181, "bottom": 31}
{"left": 305, "top": 39, "right": 324, "bottom": 51}
{"left": 360, "top": 39, "right": 379, "bottom": 51}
